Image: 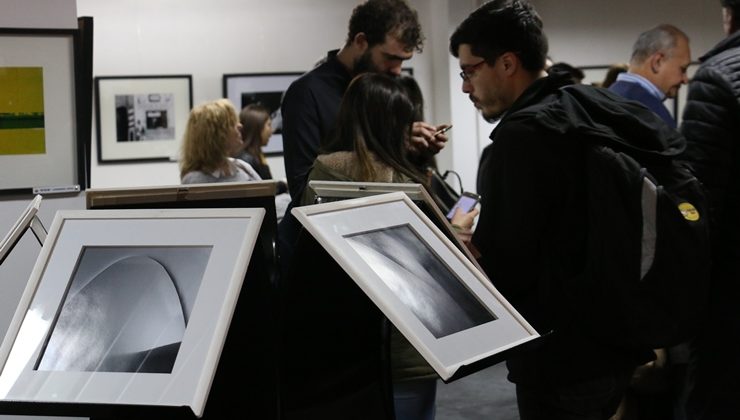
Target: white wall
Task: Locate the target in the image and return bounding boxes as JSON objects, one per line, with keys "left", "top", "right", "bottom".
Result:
{"left": 80, "top": 0, "right": 471, "bottom": 189}
{"left": 533, "top": 0, "right": 724, "bottom": 66}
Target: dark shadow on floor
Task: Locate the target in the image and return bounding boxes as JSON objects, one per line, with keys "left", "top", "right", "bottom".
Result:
{"left": 436, "top": 361, "right": 519, "bottom": 420}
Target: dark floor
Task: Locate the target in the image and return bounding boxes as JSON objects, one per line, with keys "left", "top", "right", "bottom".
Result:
{"left": 436, "top": 361, "right": 519, "bottom": 420}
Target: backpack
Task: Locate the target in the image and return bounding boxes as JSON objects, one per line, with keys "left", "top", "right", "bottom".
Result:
{"left": 549, "top": 85, "right": 711, "bottom": 352}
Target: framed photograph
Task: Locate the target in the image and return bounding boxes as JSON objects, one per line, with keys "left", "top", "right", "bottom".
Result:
{"left": 0, "top": 28, "right": 88, "bottom": 194}
{"left": 86, "top": 180, "right": 278, "bottom": 210}
{"left": 292, "top": 192, "right": 538, "bottom": 381}
{"left": 0, "top": 195, "right": 43, "bottom": 265}
{"left": 0, "top": 208, "right": 264, "bottom": 417}
{"left": 95, "top": 75, "right": 193, "bottom": 163}
{"left": 307, "top": 180, "right": 483, "bottom": 271}
{"left": 222, "top": 72, "right": 302, "bottom": 156}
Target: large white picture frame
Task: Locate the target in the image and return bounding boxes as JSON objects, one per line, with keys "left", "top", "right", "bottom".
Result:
{"left": 0, "top": 208, "right": 264, "bottom": 417}
{"left": 292, "top": 192, "right": 538, "bottom": 381}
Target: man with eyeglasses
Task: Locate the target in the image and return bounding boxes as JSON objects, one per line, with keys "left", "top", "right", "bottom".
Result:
{"left": 449, "top": 1, "right": 659, "bottom": 419}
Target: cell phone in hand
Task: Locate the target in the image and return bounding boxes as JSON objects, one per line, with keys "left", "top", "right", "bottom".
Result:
{"left": 446, "top": 191, "right": 481, "bottom": 220}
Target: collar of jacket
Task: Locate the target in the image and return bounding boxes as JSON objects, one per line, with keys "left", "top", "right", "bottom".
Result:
{"left": 488, "top": 72, "right": 573, "bottom": 140}
{"left": 701, "top": 30, "right": 740, "bottom": 62}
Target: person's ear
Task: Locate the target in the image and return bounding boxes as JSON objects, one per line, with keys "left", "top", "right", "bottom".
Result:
{"left": 650, "top": 52, "right": 665, "bottom": 74}
{"left": 499, "top": 52, "right": 517, "bottom": 76}
{"left": 352, "top": 32, "right": 369, "bottom": 52}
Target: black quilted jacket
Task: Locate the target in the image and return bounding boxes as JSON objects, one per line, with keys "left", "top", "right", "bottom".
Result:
{"left": 681, "top": 30, "right": 740, "bottom": 264}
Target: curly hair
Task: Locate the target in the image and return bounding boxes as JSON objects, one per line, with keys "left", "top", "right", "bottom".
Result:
{"left": 449, "top": 0, "right": 548, "bottom": 72}
{"left": 179, "top": 99, "right": 239, "bottom": 178}
{"left": 347, "top": 0, "right": 424, "bottom": 52}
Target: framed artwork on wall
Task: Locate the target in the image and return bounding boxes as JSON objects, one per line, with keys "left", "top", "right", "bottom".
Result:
{"left": 0, "top": 28, "right": 89, "bottom": 195}
{"left": 292, "top": 192, "right": 539, "bottom": 381}
{"left": 94, "top": 75, "right": 193, "bottom": 163}
{"left": 222, "top": 72, "right": 302, "bottom": 156}
{"left": 0, "top": 208, "right": 264, "bottom": 417}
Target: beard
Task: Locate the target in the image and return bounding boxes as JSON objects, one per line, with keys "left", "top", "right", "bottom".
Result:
{"left": 352, "top": 49, "right": 381, "bottom": 75}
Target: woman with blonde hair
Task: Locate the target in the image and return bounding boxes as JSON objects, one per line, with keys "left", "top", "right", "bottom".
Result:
{"left": 179, "top": 99, "right": 260, "bottom": 184}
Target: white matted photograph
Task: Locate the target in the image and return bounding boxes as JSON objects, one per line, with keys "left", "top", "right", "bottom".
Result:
{"left": 0, "top": 30, "right": 84, "bottom": 192}
{"left": 95, "top": 75, "right": 193, "bottom": 163}
{"left": 0, "top": 208, "right": 264, "bottom": 417}
{"left": 291, "top": 192, "right": 538, "bottom": 380}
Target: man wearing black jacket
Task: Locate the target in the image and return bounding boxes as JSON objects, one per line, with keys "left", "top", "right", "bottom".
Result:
{"left": 681, "top": 1, "right": 740, "bottom": 418}
{"left": 449, "top": 1, "right": 665, "bottom": 419}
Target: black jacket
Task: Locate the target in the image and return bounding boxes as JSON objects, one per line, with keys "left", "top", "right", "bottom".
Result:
{"left": 475, "top": 74, "right": 672, "bottom": 385}
{"left": 681, "top": 31, "right": 740, "bottom": 267}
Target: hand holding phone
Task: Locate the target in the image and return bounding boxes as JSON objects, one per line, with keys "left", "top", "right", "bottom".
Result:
{"left": 446, "top": 191, "right": 481, "bottom": 220}
{"left": 432, "top": 124, "right": 452, "bottom": 137}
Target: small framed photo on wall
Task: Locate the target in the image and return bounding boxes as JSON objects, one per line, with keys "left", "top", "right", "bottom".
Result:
{"left": 94, "top": 75, "right": 193, "bottom": 163}
{"left": 222, "top": 72, "right": 302, "bottom": 156}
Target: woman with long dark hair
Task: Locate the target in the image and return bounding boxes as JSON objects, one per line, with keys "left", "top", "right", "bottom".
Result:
{"left": 237, "top": 103, "right": 274, "bottom": 180}
{"left": 299, "top": 72, "right": 439, "bottom": 420}
{"left": 301, "top": 72, "right": 427, "bottom": 205}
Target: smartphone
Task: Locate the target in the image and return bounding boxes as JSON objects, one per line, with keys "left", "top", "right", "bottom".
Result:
{"left": 433, "top": 125, "right": 452, "bottom": 137}
{"left": 446, "top": 191, "right": 481, "bottom": 219}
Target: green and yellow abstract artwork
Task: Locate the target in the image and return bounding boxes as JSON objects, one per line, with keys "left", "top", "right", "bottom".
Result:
{"left": 0, "top": 67, "right": 46, "bottom": 155}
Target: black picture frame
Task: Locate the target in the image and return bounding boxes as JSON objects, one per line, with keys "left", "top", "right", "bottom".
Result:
{"left": 222, "top": 72, "right": 303, "bottom": 156}
{"left": 0, "top": 26, "right": 90, "bottom": 195}
{"left": 94, "top": 75, "right": 193, "bottom": 163}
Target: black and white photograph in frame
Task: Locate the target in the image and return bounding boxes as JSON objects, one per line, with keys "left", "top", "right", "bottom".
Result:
{"left": 114, "top": 93, "right": 176, "bottom": 142}
{"left": 292, "top": 192, "right": 539, "bottom": 381}
{"left": 222, "top": 72, "right": 302, "bottom": 156}
{"left": 36, "top": 246, "right": 211, "bottom": 374}
{"left": 306, "top": 180, "right": 484, "bottom": 271}
{"left": 95, "top": 75, "right": 192, "bottom": 163}
{"left": 0, "top": 208, "right": 264, "bottom": 417}
{"left": 345, "top": 224, "right": 496, "bottom": 339}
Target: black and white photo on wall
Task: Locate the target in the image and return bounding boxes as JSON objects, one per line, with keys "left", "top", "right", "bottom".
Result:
{"left": 222, "top": 72, "right": 302, "bottom": 156}
{"left": 95, "top": 75, "right": 192, "bottom": 163}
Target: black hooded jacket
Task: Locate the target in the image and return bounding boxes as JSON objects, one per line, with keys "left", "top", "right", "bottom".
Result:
{"left": 474, "top": 73, "right": 680, "bottom": 385}
{"left": 681, "top": 30, "right": 740, "bottom": 269}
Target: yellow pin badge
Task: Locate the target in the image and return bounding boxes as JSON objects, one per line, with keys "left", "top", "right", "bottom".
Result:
{"left": 678, "top": 202, "right": 700, "bottom": 221}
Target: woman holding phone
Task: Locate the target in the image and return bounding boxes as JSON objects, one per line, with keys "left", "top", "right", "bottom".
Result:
{"left": 294, "top": 73, "right": 475, "bottom": 420}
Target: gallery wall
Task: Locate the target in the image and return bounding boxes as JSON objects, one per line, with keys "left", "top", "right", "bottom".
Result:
{"left": 0, "top": 1, "right": 731, "bottom": 419}
{"left": 79, "top": 0, "right": 480, "bottom": 190}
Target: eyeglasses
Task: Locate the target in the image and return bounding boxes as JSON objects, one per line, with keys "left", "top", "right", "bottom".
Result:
{"left": 459, "top": 60, "right": 487, "bottom": 81}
